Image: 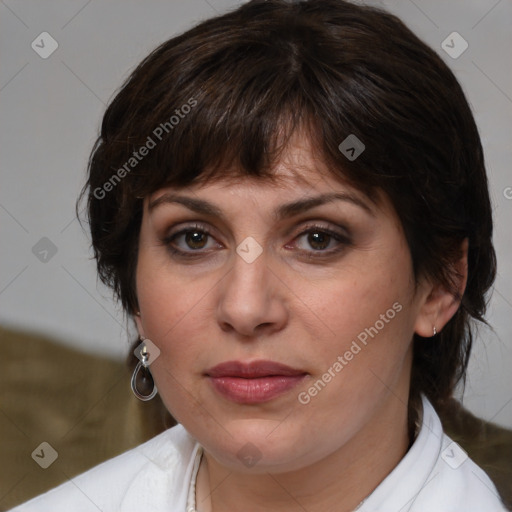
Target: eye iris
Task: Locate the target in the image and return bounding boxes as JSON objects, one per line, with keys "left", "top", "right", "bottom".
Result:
{"left": 308, "top": 231, "right": 330, "bottom": 250}
{"left": 185, "top": 231, "right": 207, "bottom": 249}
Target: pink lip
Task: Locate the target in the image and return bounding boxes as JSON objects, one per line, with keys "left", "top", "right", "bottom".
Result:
{"left": 205, "top": 360, "right": 307, "bottom": 404}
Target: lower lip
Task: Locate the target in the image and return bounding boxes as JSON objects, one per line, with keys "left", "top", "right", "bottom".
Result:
{"left": 208, "top": 375, "right": 306, "bottom": 404}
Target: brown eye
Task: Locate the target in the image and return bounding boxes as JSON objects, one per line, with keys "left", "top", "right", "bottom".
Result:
{"left": 288, "top": 223, "right": 352, "bottom": 258}
{"left": 307, "top": 231, "right": 331, "bottom": 251}
{"left": 162, "top": 223, "right": 223, "bottom": 258}
{"left": 184, "top": 230, "right": 208, "bottom": 249}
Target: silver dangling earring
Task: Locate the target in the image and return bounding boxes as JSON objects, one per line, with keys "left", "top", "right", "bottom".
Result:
{"left": 432, "top": 326, "right": 437, "bottom": 337}
{"left": 131, "top": 342, "right": 158, "bottom": 401}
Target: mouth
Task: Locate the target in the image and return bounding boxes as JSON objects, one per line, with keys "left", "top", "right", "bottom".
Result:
{"left": 204, "top": 360, "right": 308, "bottom": 404}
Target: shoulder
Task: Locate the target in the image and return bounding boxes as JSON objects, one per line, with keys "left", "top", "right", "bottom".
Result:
{"left": 405, "top": 398, "right": 508, "bottom": 511}
{"left": 412, "top": 432, "right": 508, "bottom": 511}
{"left": 361, "top": 396, "right": 508, "bottom": 512}
{"left": 8, "top": 424, "right": 199, "bottom": 512}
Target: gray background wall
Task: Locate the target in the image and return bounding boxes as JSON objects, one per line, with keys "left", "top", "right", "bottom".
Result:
{"left": 1, "top": 0, "right": 511, "bottom": 427}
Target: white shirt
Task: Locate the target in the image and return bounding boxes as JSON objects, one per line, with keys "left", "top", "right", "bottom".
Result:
{"left": 10, "top": 396, "right": 508, "bottom": 512}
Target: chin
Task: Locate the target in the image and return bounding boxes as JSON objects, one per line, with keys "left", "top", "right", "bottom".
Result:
{"left": 197, "top": 418, "right": 315, "bottom": 473}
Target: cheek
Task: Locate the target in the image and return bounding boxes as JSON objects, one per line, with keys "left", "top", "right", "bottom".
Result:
{"left": 306, "top": 245, "right": 415, "bottom": 356}
{"left": 296, "top": 243, "right": 417, "bottom": 409}
{"left": 136, "top": 264, "right": 207, "bottom": 349}
{"left": 135, "top": 263, "right": 212, "bottom": 421}
{"left": 135, "top": 224, "right": 209, "bottom": 333}
{"left": 135, "top": 249, "right": 199, "bottom": 363}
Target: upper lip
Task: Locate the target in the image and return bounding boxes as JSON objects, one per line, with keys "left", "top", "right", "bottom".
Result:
{"left": 205, "top": 360, "right": 307, "bottom": 378}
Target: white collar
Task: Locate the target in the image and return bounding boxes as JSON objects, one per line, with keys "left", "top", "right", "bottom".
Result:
{"left": 358, "top": 394, "right": 441, "bottom": 511}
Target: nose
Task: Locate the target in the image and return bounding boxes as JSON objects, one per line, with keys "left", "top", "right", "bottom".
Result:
{"left": 216, "top": 249, "right": 288, "bottom": 339}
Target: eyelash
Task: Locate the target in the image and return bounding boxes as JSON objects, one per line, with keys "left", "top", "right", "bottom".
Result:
{"left": 161, "top": 222, "right": 351, "bottom": 260}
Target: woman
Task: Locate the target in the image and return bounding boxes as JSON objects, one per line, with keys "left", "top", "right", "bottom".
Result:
{"left": 11, "top": 0, "right": 508, "bottom": 510}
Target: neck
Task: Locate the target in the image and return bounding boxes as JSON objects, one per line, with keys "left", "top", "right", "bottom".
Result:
{"left": 196, "top": 392, "right": 411, "bottom": 512}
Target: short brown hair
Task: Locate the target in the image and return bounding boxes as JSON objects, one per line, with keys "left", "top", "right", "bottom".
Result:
{"left": 80, "top": 0, "right": 496, "bottom": 415}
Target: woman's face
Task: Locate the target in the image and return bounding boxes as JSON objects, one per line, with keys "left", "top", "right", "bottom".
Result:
{"left": 135, "top": 133, "right": 432, "bottom": 473}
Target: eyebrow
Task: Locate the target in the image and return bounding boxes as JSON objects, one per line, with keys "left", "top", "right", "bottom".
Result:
{"left": 148, "top": 191, "right": 375, "bottom": 220}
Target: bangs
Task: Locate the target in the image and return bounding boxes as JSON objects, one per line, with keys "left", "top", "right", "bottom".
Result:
{"left": 95, "top": 17, "right": 384, "bottom": 203}
{"left": 147, "top": 87, "right": 324, "bottom": 190}
{"left": 107, "top": 74, "right": 343, "bottom": 198}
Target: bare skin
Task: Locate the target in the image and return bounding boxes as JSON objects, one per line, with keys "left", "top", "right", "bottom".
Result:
{"left": 134, "top": 132, "right": 467, "bottom": 512}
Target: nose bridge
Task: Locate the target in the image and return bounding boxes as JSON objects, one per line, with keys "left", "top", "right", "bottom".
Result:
{"left": 216, "top": 242, "right": 286, "bottom": 336}
{"left": 227, "top": 244, "right": 270, "bottom": 306}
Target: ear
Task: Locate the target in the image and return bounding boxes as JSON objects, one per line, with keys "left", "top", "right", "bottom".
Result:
{"left": 414, "top": 238, "right": 468, "bottom": 337}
